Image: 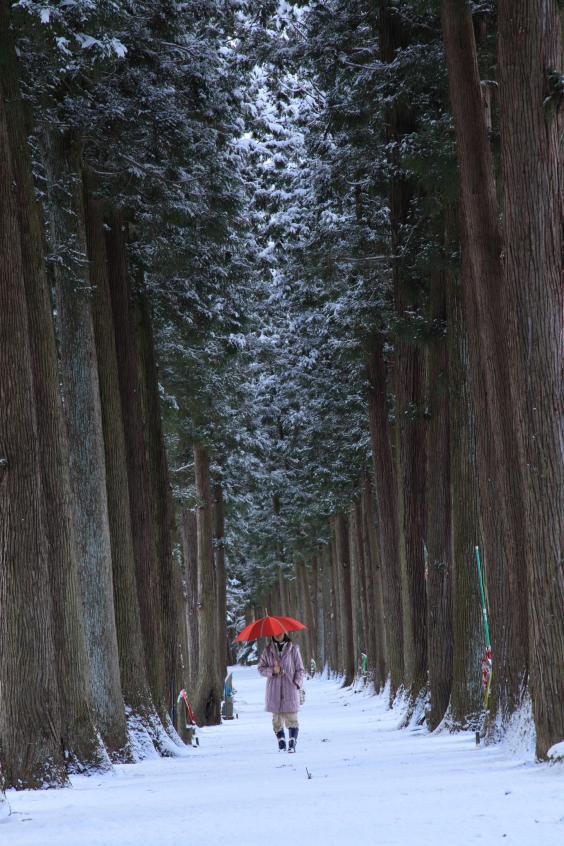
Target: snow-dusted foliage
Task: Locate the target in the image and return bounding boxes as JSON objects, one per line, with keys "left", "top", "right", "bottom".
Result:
{"left": 14, "top": 0, "right": 454, "bottom": 619}
{"left": 214, "top": 0, "right": 459, "bottom": 619}
{"left": 210, "top": 3, "right": 373, "bottom": 603}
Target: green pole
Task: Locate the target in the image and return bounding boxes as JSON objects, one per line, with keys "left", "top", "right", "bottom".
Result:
{"left": 475, "top": 546, "right": 493, "bottom": 742}
{"left": 475, "top": 546, "right": 491, "bottom": 648}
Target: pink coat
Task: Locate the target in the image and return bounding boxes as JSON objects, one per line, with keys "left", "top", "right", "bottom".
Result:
{"left": 258, "top": 640, "right": 305, "bottom": 713}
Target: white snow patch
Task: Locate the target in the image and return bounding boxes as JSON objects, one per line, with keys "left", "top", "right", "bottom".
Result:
{"left": 75, "top": 33, "right": 101, "bottom": 50}
{"left": 498, "top": 694, "right": 536, "bottom": 761}
{"left": 547, "top": 740, "right": 564, "bottom": 762}
{"left": 0, "top": 794, "right": 10, "bottom": 822}
{"left": 4, "top": 667, "right": 563, "bottom": 846}
{"left": 110, "top": 38, "right": 127, "bottom": 58}
{"left": 55, "top": 37, "right": 72, "bottom": 55}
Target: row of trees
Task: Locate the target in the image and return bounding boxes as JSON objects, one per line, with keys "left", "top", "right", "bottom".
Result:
{"left": 0, "top": 0, "right": 237, "bottom": 788}
{"left": 229, "top": 0, "right": 563, "bottom": 761}
{"left": 1, "top": 0, "right": 562, "bottom": 791}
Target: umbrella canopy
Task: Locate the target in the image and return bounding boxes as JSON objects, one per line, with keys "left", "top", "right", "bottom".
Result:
{"left": 235, "top": 614, "right": 307, "bottom": 643}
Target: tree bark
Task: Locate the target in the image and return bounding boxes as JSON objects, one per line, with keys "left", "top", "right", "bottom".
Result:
{"left": 361, "top": 478, "right": 388, "bottom": 691}
{"left": 366, "top": 340, "right": 404, "bottom": 695}
{"left": 380, "top": 0, "right": 427, "bottom": 710}
{"left": 180, "top": 508, "right": 199, "bottom": 698}
{"left": 395, "top": 339, "right": 427, "bottom": 709}
{"left": 0, "top": 9, "right": 105, "bottom": 773}
{"left": 329, "top": 521, "right": 343, "bottom": 676}
{"left": 497, "top": 0, "right": 564, "bottom": 758}
{"left": 276, "top": 567, "right": 288, "bottom": 614}
{"left": 354, "top": 496, "right": 370, "bottom": 666}
{"left": 309, "top": 557, "right": 319, "bottom": 667}
{"left": 106, "top": 213, "right": 168, "bottom": 726}
{"left": 174, "top": 560, "right": 192, "bottom": 743}
{"left": 348, "top": 504, "right": 362, "bottom": 673}
{"left": 334, "top": 513, "right": 355, "bottom": 686}
{"left": 323, "top": 543, "right": 336, "bottom": 675}
{"left": 312, "top": 555, "right": 324, "bottom": 670}
{"left": 0, "top": 87, "right": 66, "bottom": 789}
{"left": 134, "top": 294, "right": 180, "bottom": 725}
{"left": 441, "top": 0, "right": 529, "bottom": 728}
{"left": 193, "top": 445, "right": 222, "bottom": 725}
{"left": 213, "top": 479, "right": 228, "bottom": 682}
{"left": 277, "top": 566, "right": 289, "bottom": 616}
{"left": 447, "top": 241, "right": 484, "bottom": 730}
{"left": 354, "top": 492, "right": 370, "bottom": 677}
{"left": 44, "top": 132, "right": 127, "bottom": 757}
{"left": 287, "top": 576, "right": 298, "bottom": 620}
{"left": 85, "top": 184, "right": 167, "bottom": 754}
{"left": 425, "top": 272, "right": 453, "bottom": 731}
{"left": 298, "top": 559, "right": 316, "bottom": 667}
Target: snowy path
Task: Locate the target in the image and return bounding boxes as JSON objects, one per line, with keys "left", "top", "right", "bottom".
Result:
{"left": 3, "top": 666, "right": 563, "bottom": 846}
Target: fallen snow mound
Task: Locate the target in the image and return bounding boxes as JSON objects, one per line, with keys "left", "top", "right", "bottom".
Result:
{"left": 547, "top": 740, "right": 564, "bottom": 762}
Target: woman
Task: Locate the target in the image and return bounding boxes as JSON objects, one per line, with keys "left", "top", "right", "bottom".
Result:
{"left": 258, "top": 632, "right": 305, "bottom": 752}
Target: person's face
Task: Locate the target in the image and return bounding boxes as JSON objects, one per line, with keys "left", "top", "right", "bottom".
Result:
{"left": 274, "top": 633, "right": 284, "bottom": 643}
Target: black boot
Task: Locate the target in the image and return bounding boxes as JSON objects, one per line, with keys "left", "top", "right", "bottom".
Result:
{"left": 276, "top": 729, "right": 286, "bottom": 751}
{"left": 288, "top": 727, "right": 299, "bottom": 753}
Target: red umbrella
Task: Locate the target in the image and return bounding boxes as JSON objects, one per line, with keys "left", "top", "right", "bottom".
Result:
{"left": 235, "top": 614, "right": 307, "bottom": 643}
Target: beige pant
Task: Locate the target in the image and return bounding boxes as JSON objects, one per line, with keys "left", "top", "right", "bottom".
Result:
{"left": 272, "top": 712, "right": 299, "bottom": 732}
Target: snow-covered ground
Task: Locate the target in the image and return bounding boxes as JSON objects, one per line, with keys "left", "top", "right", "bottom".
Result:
{"left": 2, "top": 665, "right": 563, "bottom": 845}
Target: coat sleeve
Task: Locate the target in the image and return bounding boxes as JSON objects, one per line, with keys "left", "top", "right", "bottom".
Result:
{"left": 292, "top": 645, "right": 305, "bottom": 688}
{"left": 258, "top": 645, "right": 274, "bottom": 678}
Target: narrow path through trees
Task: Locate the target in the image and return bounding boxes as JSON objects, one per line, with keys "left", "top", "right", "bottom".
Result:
{"left": 5, "top": 667, "right": 562, "bottom": 846}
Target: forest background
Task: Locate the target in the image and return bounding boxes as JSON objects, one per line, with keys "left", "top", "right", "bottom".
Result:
{"left": 0, "top": 0, "right": 562, "bottom": 790}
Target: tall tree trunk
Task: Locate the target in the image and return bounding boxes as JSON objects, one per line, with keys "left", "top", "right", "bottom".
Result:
{"left": 380, "top": 0, "right": 427, "bottom": 711}
{"left": 106, "top": 213, "right": 168, "bottom": 727}
{"left": 425, "top": 272, "right": 453, "bottom": 731}
{"left": 277, "top": 566, "right": 289, "bottom": 616}
{"left": 288, "top": 571, "right": 296, "bottom": 619}
{"left": 395, "top": 338, "right": 427, "bottom": 709}
{"left": 441, "top": 0, "right": 529, "bottom": 729}
{"left": 312, "top": 555, "right": 324, "bottom": 670}
{"left": 309, "top": 557, "right": 319, "bottom": 667}
{"left": 298, "top": 559, "right": 315, "bottom": 667}
{"left": 354, "top": 496, "right": 370, "bottom": 665}
{"left": 323, "top": 544, "right": 336, "bottom": 675}
{"left": 335, "top": 513, "right": 355, "bottom": 686}
{"left": 174, "top": 563, "right": 192, "bottom": 743}
{"left": 287, "top": 576, "right": 297, "bottom": 619}
{"left": 330, "top": 521, "right": 344, "bottom": 676}
{"left": 0, "top": 10, "right": 105, "bottom": 773}
{"left": 180, "top": 508, "right": 199, "bottom": 698}
{"left": 134, "top": 294, "right": 179, "bottom": 722}
{"left": 291, "top": 563, "right": 305, "bottom": 658}
{"left": 213, "top": 480, "right": 228, "bottom": 671}
{"left": 497, "top": 0, "right": 564, "bottom": 758}
{"left": 348, "top": 504, "right": 362, "bottom": 674}
{"left": 447, "top": 243, "right": 484, "bottom": 729}
{"left": 366, "top": 339, "right": 404, "bottom": 695}
{"left": 44, "top": 132, "right": 127, "bottom": 757}
{"left": 193, "top": 445, "right": 222, "bottom": 725}
{"left": 273, "top": 493, "right": 288, "bottom": 617}
{"left": 213, "top": 479, "right": 228, "bottom": 681}
{"left": 0, "top": 87, "right": 65, "bottom": 789}
{"left": 85, "top": 183, "right": 166, "bottom": 755}
{"left": 362, "top": 478, "right": 388, "bottom": 691}
{"left": 353, "top": 493, "right": 371, "bottom": 678}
